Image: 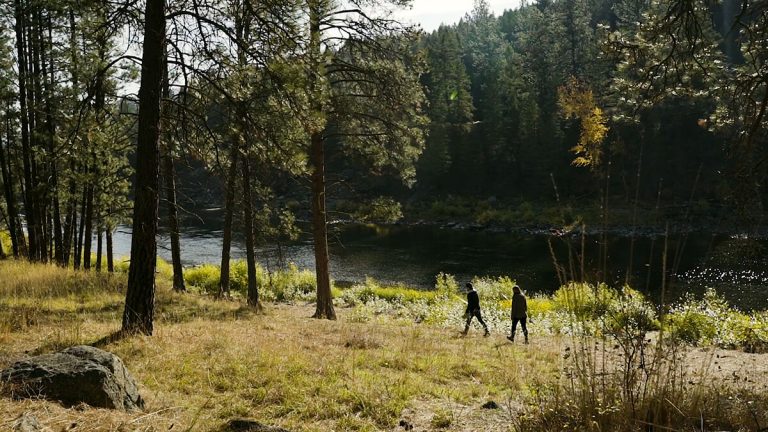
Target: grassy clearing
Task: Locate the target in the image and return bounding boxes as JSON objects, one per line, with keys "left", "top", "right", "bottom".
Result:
{"left": 0, "top": 260, "right": 561, "bottom": 431}
{"left": 1, "top": 260, "right": 768, "bottom": 431}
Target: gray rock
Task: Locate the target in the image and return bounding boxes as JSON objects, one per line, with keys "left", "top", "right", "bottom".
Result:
{"left": 12, "top": 413, "right": 50, "bottom": 432}
{"left": 0, "top": 345, "right": 144, "bottom": 410}
{"left": 224, "top": 419, "right": 290, "bottom": 432}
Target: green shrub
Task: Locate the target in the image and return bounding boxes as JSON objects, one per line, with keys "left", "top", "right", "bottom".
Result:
{"left": 262, "top": 263, "right": 317, "bottom": 302}
{"left": 0, "top": 230, "right": 11, "bottom": 255}
{"left": 185, "top": 263, "right": 221, "bottom": 293}
{"left": 730, "top": 312, "right": 768, "bottom": 353}
{"left": 341, "top": 277, "right": 440, "bottom": 306}
{"left": 552, "top": 282, "right": 617, "bottom": 320}
{"left": 527, "top": 296, "right": 556, "bottom": 317}
{"left": 665, "top": 308, "right": 717, "bottom": 344}
{"left": 434, "top": 273, "right": 458, "bottom": 297}
{"left": 604, "top": 287, "right": 659, "bottom": 335}
{"left": 665, "top": 289, "right": 730, "bottom": 345}
{"left": 471, "top": 276, "right": 517, "bottom": 302}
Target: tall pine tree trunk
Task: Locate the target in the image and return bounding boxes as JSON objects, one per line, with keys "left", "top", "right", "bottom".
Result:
{"left": 218, "top": 144, "right": 239, "bottom": 297}
{"left": 122, "top": 0, "right": 166, "bottom": 335}
{"left": 106, "top": 225, "right": 114, "bottom": 273}
{"left": 83, "top": 185, "right": 93, "bottom": 270}
{"left": 96, "top": 225, "right": 102, "bottom": 272}
{"left": 308, "top": 1, "right": 335, "bottom": 320}
{"left": 0, "top": 119, "right": 21, "bottom": 258}
{"left": 29, "top": 6, "right": 48, "bottom": 263}
{"left": 40, "top": 10, "right": 62, "bottom": 265}
{"left": 63, "top": 9, "right": 79, "bottom": 267}
{"left": 163, "top": 151, "right": 185, "bottom": 291}
{"left": 74, "top": 188, "right": 86, "bottom": 269}
{"left": 62, "top": 189, "right": 76, "bottom": 265}
{"left": 310, "top": 132, "right": 335, "bottom": 319}
{"left": 241, "top": 155, "right": 260, "bottom": 308}
{"left": 161, "top": 62, "right": 185, "bottom": 292}
{"left": 14, "top": 0, "right": 40, "bottom": 261}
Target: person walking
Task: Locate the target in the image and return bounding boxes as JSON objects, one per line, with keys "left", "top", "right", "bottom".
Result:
{"left": 463, "top": 282, "right": 489, "bottom": 336}
{"left": 507, "top": 285, "right": 528, "bottom": 343}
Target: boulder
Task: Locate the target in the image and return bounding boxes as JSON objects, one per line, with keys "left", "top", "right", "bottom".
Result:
{"left": 0, "top": 345, "right": 144, "bottom": 410}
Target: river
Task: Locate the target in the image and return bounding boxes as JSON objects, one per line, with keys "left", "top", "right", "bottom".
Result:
{"left": 106, "top": 221, "right": 768, "bottom": 310}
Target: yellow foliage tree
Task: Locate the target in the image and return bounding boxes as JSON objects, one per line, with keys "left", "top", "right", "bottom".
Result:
{"left": 558, "top": 78, "right": 609, "bottom": 169}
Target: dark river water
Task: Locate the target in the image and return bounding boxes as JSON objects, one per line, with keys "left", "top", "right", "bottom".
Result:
{"left": 106, "top": 220, "right": 768, "bottom": 310}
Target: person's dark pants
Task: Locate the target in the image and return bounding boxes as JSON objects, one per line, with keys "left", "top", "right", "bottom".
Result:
{"left": 511, "top": 317, "right": 528, "bottom": 341}
{"left": 464, "top": 309, "right": 488, "bottom": 332}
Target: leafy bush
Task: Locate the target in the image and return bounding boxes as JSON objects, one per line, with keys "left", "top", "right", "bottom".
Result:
{"left": 340, "top": 277, "right": 441, "bottom": 307}
{"left": 553, "top": 282, "right": 617, "bottom": 321}
{"left": 527, "top": 296, "right": 556, "bottom": 317}
{"left": 262, "top": 263, "right": 317, "bottom": 302}
{"left": 434, "top": 272, "right": 459, "bottom": 297}
{"left": 604, "top": 287, "right": 659, "bottom": 335}
{"left": 0, "top": 230, "right": 11, "bottom": 255}
{"left": 665, "top": 289, "right": 768, "bottom": 351}
{"left": 185, "top": 264, "right": 222, "bottom": 293}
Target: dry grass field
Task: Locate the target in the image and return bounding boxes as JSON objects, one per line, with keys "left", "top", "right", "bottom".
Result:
{"left": 1, "top": 260, "right": 767, "bottom": 431}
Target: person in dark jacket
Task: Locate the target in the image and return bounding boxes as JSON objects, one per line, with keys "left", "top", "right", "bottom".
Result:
{"left": 462, "top": 282, "right": 489, "bottom": 336}
{"left": 507, "top": 285, "right": 528, "bottom": 343}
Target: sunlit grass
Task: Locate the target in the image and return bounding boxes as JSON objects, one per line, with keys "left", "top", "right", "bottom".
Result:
{"left": 1, "top": 260, "right": 767, "bottom": 431}
{"left": 0, "top": 260, "right": 561, "bottom": 431}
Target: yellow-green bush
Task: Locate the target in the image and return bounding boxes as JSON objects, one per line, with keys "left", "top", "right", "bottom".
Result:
{"left": 552, "top": 282, "right": 617, "bottom": 320}
{"left": 1, "top": 230, "right": 11, "bottom": 255}
{"left": 527, "top": 296, "right": 556, "bottom": 317}
{"left": 664, "top": 308, "right": 717, "bottom": 344}
{"left": 604, "top": 287, "right": 659, "bottom": 334}
{"left": 262, "top": 263, "right": 317, "bottom": 302}
{"left": 434, "top": 272, "right": 459, "bottom": 297}
{"left": 184, "top": 261, "right": 320, "bottom": 302}
{"left": 185, "top": 263, "right": 222, "bottom": 293}
{"left": 471, "top": 276, "right": 517, "bottom": 302}
{"left": 340, "top": 277, "right": 440, "bottom": 306}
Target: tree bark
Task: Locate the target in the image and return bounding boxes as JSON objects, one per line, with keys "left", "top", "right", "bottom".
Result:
{"left": 14, "top": 0, "right": 40, "bottom": 261}
{"left": 74, "top": 187, "right": 86, "bottom": 269}
{"left": 218, "top": 143, "right": 239, "bottom": 297}
{"left": 310, "top": 132, "right": 335, "bottom": 319}
{"left": 83, "top": 185, "right": 94, "bottom": 270}
{"left": 307, "top": 0, "right": 335, "bottom": 320}
{"left": 0, "top": 117, "right": 21, "bottom": 258}
{"left": 162, "top": 150, "right": 185, "bottom": 291}
{"left": 106, "top": 225, "right": 114, "bottom": 273}
{"left": 63, "top": 10, "right": 79, "bottom": 267}
{"left": 29, "top": 4, "right": 47, "bottom": 263}
{"left": 241, "top": 155, "right": 260, "bottom": 308}
{"left": 122, "top": 0, "right": 166, "bottom": 336}
{"left": 40, "top": 10, "right": 62, "bottom": 265}
{"left": 62, "top": 185, "right": 76, "bottom": 265}
{"left": 161, "top": 60, "right": 185, "bottom": 292}
{"left": 96, "top": 225, "right": 103, "bottom": 272}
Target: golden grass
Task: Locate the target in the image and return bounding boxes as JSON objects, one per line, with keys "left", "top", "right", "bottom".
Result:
{"left": 3, "top": 260, "right": 767, "bottom": 431}
{"left": 0, "top": 260, "right": 562, "bottom": 431}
